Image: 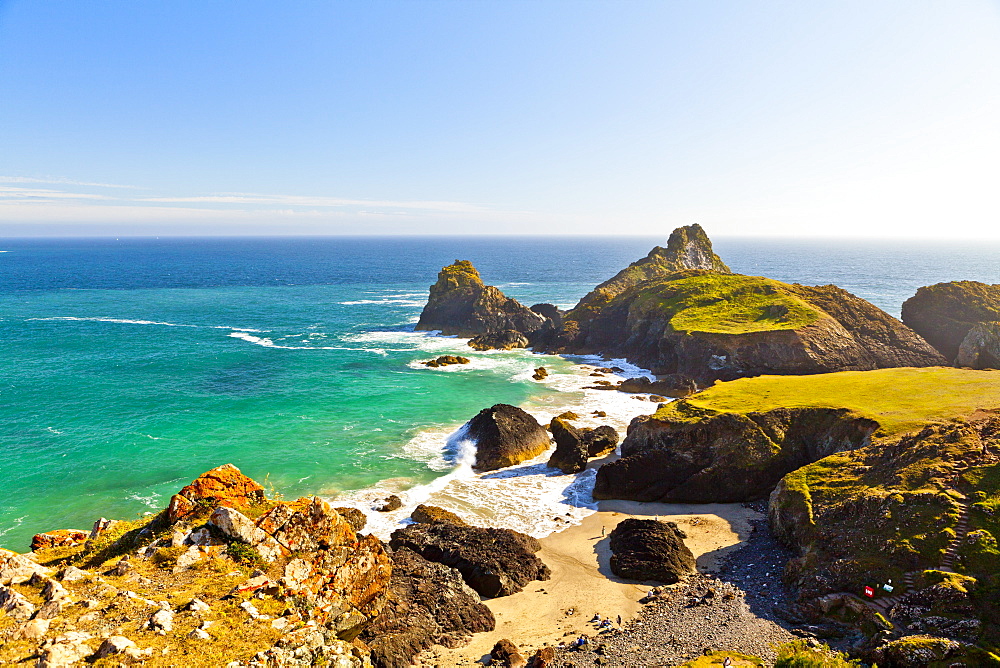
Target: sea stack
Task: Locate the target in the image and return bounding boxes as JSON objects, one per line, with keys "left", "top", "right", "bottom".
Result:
{"left": 901, "top": 280, "right": 1000, "bottom": 365}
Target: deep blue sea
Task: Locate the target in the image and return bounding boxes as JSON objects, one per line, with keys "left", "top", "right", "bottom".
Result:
{"left": 2, "top": 235, "right": 998, "bottom": 550}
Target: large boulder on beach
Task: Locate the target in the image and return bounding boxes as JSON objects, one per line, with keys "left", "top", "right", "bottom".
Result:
{"left": 609, "top": 518, "right": 695, "bottom": 583}
{"left": 902, "top": 280, "right": 1000, "bottom": 362}
{"left": 465, "top": 404, "right": 551, "bottom": 471}
{"left": 388, "top": 522, "right": 550, "bottom": 598}
{"left": 416, "top": 260, "right": 545, "bottom": 337}
{"left": 361, "top": 547, "right": 495, "bottom": 668}
{"left": 468, "top": 329, "right": 530, "bottom": 351}
{"left": 581, "top": 424, "right": 620, "bottom": 457}
{"left": 547, "top": 417, "right": 588, "bottom": 474}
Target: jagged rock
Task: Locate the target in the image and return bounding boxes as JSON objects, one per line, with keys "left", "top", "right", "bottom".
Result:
{"left": 148, "top": 607, "right": 175, "bottom": 634}
{"left": 547, "top": 418, "right": 588, "bottom": 474}
{"left": 422, "top": 355, "right": 471, "bottom": 367}
{"left": 167, "top": 463, "right": 266, "bottom": 524}
{"left": 581, "top": 425, "right": 619, "bottom": 457}
{"left": 530, "top": 303, "right": 564, "bottom": 328}
{"left": 362, "top": 548, "right": 495, "bottom": 668}
{"left": 618, "top": 375, "right": 698, "bottom": 398}
{"left": 94, "top": 635, "right": 138, "bottom": 659}
{"left": 209, "top": 506, "right": 284, "bottom": 562}
{"left": 186, "top": 597, "right": 211, "bottom": 612}
{"left": 16, "top": 617, "right": 51, "bottom": 640}
{"left": 389, "top": 522, "right": 550, "bottom": 598}
{"left": 334, "top": 507, "right": 367, "bottom": 532}
{"left": 595, "top": 408, "right": 877, "bottom": 502}
{"left": 608, "top": 519, "right": 695, "bottom": 584}
{"left": 465, "top": 404, "right": 551, "bottom": 471}
{"left": 89, "top": 517, "right": 119, "bottom": 540}
{"left": 869, "top": 635, "right": 966, "bottom": 667}
{"left": 30, "top": 529, "right": 89, "bottom": 552}
{"left": 491, "top": 639, "right": 528, "bottom": 668}
{"left": 37, "top": 631, "right": 94, "bottom": 668}
{"left": 533, "top": 226, "right": 945, "bottom": 384}
{"left": 110, "top": 555, "right": 132, "bottom": 576}
{"left": 956, "top": 321, "right": 1000, "bottom": 369}
{"left": 59, "top": 566, "right": 89, "bottom": 582}
{"left": 0, "top": 548, "right": 52, "bottom": 585}
{"left": 0, "top": 584, "right": 37, "bottom": 621}
{"left": 468, "top": 329, "right": 530, "bottom": 351}
{"left": 249, "top": 627, "right": 373, "bottom": 667}
{"left": 532, "top": 367, "right": 548, "bottom": 381}
{"left": 374, "top": 495, "right": 403, "bottom": 512}
{"left": 415, "top": 260, "right": 545, "bottom": 337}
{"left": 529, "top": 646, "right": 556, "bottom": 667}
{"left": 410, "top": 504, "right": 467, "bottom": 526}
{"left": 902, "top": 280, "right": 1000, "bottom": 361}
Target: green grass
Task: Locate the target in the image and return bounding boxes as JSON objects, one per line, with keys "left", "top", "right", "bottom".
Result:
{"left": 632, "top": 273, "right": 823, "bottom": 335}
{"left": 655, "top": 367, "right": 1000, "bottom": 436}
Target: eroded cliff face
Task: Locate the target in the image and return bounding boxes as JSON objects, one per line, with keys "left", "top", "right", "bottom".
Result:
{"left": 415, "top": 260, "right": 544, "bottom": 337}
{"left": 593, "top": 406, "right": 879, "bottom": 503}
{"left": 902, "top": 280, "right": 1000, "bottom": 365}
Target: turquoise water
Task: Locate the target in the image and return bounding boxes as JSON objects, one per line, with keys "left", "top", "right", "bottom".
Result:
{"left": 2, "top": 236, "right": 999, "bottom": 550}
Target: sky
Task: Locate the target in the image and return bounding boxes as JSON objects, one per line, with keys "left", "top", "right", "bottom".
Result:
{"left": 1, "top": 1, "right": 999, "bottom": 238}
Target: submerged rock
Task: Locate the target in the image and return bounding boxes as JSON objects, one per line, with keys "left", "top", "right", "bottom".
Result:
{"left": 423, "top": 355, "right": 470, "bottom": 367}
{"left": 388, "top": 523, "right": 550, "bottom": 598}
{"left": 609, "top": 519, "right": 695, "bottom": 583}
{"left": 374, "top": 495, "right": 403, "bottom": 512}
{"left": 416, "top": 260, "right": 545, "bottom": 337}
{"left": 464, "top": 404, "right": 551, "bottom": 471}
{"left": 362, "top": 548, "right": 495, "bottom": 668}
{"left": 468, "top": 329, "right": 530, "bottom": 351}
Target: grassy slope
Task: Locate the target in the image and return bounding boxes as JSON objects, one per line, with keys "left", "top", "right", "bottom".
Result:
{"left": 655, "top": 367, "right": 1000, "bottom": 436}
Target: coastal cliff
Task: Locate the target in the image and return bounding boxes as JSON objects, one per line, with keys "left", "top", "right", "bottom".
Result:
{"left": 415, "top": 260, "right": 544, "bottom": 338}
{"left": 902, "top": 280, "right": 1000, "bottom": 366}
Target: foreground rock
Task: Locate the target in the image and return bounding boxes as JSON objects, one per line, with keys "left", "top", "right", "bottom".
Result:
{"left": 595, "top": 407, "right": 877, "bottom": 503}
{"left": 166, "top": 463, "right": 266, "bottom": 523}
{"left": 901, "top": 280, "right": 1000, "bottom": 362}
{"left": 464, "top": 404, "right": 551, "bottom": 471}
{"left": 533, "top": 225, "right": 945, "bottom": 384}
{"left": 468, "top": 329, "right": 529, "bottom": 351}
{"left": 547, "top": 417, "right": 588, "bottom": 474}
{"left": 361, "top": 548, "right": 495, "bottom": 668}
{"left": 609, "top": 519, "right": 695, "bottom": 584}
{"left": 415, "top": 260, "right": 545, "bottom": 337}
{"left": 581, "top": 424, "right": 619, "bottom": 457}
{"left": 389, "top": 522, "right": 550, "bottom": 598}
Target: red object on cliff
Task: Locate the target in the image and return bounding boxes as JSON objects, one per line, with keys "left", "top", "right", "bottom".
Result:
{"left": 863, "top": 586, "right": 875, "bottom": 598}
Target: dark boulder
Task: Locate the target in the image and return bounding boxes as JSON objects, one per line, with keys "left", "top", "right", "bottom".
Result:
{"left": 362, "top": 547, "right": 495, "bottom": 668}
{"left": 532, "top": 367, "right": 548, "bottom": 381}
{"left": 410, "top": 504, "right": 467, "bottom": 526}
{"left": 618, "top": 375, "right": 698, "bottom": 398}
{"left": 491, "top": 639, "right": 528, "bottom": 668}
{"left": 375, "top": 495, "right": 403, "bottom": 512}
{"left": 608, "top": 519, "right": 695, "bottom": 583}
{"left": 334, "top": 507, "right": 367, "bottom": 532}
{"left": 530, "top": 303, "right": 564, "bottom": 328}
{"left": 581, "top": 425, "right": 619, "bottom": 457}
{"left": 423, "top": 355, "right": 470, "bottom": 367}
{"left": 468, "top": 329, "right": 530, "bottom": 351}
{"left": 465, "top": 404, "right": 551, "bottom": 471}
{"left": 416, "top": 260, "right": 545, "bottom": 337}
{"left": 547, "top": 417, "right": 588, "bottom": 474}
{"left": 901, "top": 280, "right": 1000, "bottom": 361}
{"left": 388, "top": 522, "right": 551, "bottom": 598}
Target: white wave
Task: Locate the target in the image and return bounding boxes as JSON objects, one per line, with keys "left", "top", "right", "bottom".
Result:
{"left": 227, "top": 331, "right": 384, "bottom": 354}
{"left": 0, "top": 516, "right": 26, "bottom": 539}
{"left": 339, "top": 299, "right": 426, "bottom": 307}
{"left": 46, "top": 426, "right": 64, "bottom": 435}
{"left": 28, "top": 316, "right": 265, "bottom": 332}
{"left": 127, "top": 493, "right": 162, "bottom": 508}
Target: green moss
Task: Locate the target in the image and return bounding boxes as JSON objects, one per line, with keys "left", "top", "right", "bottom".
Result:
{"left": 654, "top": 367, "right": 1000, "bottom": 436}
{"left": 919, "top": 569, "right": 978, "bottom": 593}
{"left": 774, "top": 640, "right": 861, "bottom": 667}
{"left": 631, "top": 273, "right": 823, "bottom": 335}
{"left": 227, "top": 542, "right": 266, "bottom": 568}
{"left": 679, "top": 651, "right": 764, "bottom": 667}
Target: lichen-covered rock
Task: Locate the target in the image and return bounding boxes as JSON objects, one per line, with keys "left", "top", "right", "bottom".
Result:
{"left": 361, "top": 548, "right": 495, "bottom": 668}
{"left": 902, "top": 280, "right": 1000, "bottom": 361}
{"left": 547, "top": 417, "right": 588, "bottom": 474}
{"left": 0, "top": 584, "right": 37, "bottom": 621}
{"left": 0, "top": 548, "right": 51, "bottom": 585}
{"left": 167, "top": 463, "right": 266, "bottom": 523}
{"left": 410, "top": 504, "right": 467, "bottom": 527}
{"left": 465, "top": 404, "right": 551, "bottom": 471}
{"left": 37, "top": 631, "right": 94, "bottom": 668}
{"left": 868, "top": 635, "right": 966, "bottom": 667}
{"left": 30, "top": 529, "right": 89, "bottom": 552}
{"left": 248, "top": 627, "right": 374, "bottom": 667}
{"left": 595, "top": 407, "right": 877, "bottom": 503}
{"left": 335, "top": 507, "right": 368, "bottom": 533}
{"left": 468, "top": 329, "right": 530, "bottom": 351}
{"left": 955, "top": 321, "right": 1000, "bottom": 369}
{"left": 416, "top": 260, "right": 545, "bottom": 337}
{"left": 422, "top": 355, "right": 470, "bottom": 368}
{"left": 389, "top": 523, "right": 550, "bottom": 598}
{"left": 209, "top": 506, "right": 284, "bottom": 562}
{"left": 608, "top": 519, "right": 695, "bottom": 583}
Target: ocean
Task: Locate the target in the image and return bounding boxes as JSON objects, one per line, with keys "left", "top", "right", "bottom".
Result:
{"left": 2, "top": 235, "right": 998, "bottom": 551}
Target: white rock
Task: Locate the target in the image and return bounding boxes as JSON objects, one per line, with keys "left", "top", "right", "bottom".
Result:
{"left": 89, "top": 517, "right": 119, "bottom": 540}
{"left": 209, "top": 507, "right": 283, "bottom": 562}
{"left": 0, "top": 584, "right": 37, "bottom": 621}
{"left": 16, "top": 617, "right": 51, "bottom": 640}
{"left": 0, "top": 548, "right": 51, "bottom": 585}
{"left": 189, "top": 627, "right": 212, "bottom": 640}
{"left": 240, "top": 600, "right": 263, "bottom": 620}
{"left": 37, "top": 631, "right": 93, "bottom": 668}
{"left": 59, "top": 566, "right": 89, "bottom": 583}
{"left": 282, "top": 558, "right": 312, "bottom": 589}
{"left": 186, "top": 596, "right": 211, "bottom": 613}
{"left": 173, "top": 545, "right": 205, "bottom": 572}
{"left": 42, "top": 578, "right": 72, "bottom": 603}
{"left": 94, "top": 635, "right": 137, "bottom": 659}
{"left": 148, "top": 608, "right": 174, "bottom": 635}
{"left": 271, "top": 617, "right": 291, "bottom": 632}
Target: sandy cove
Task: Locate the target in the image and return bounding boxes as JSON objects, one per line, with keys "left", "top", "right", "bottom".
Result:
{"left": 421, "top": 500, "right": 760, "bottom": 666}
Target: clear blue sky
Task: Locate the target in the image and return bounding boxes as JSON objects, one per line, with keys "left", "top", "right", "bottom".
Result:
{"left": 2, "top": 1, "right": 999, "bottom": 237}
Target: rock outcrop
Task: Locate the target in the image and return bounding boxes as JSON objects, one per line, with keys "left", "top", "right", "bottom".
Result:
{"left": 361, "top": 548, "right": 495, "bottom": 668}
{"left": 547, "top": 418, "right": 588, "bottom": 474}
{"left": 581, "top": 425, "right": 620, "bottom": 457}
{"left": 956, "top": 321, "right": 1000, "bottom": 369}
{"left": 415, "top": 260, "right": 545, "bottom": 337}
{"left": 608, "top": 519, "right": 695, "bottom": 583}
{"left": 468, "top": 329, "right": 530, "bottom": 351}
{"left": 410, "top": 504, "right": 467, "bottom": 526}
{"left": 166, "top": 463, "right": 266, "bottom": 524}
{"left": 594, "top": 407, "right": 878, "bottom": 503}
{"left": 618, "top": 375, "right": 698, "bottom": 398}
{"left": 533, "top": 227, "right": 945, "bottom": 384}
{"left": 422, "top": 355, "right": 470, "bottom": 367}
{"left": 901, "top": 280, "right": 1000, "bottom": 362}
{"left": 388, "top": 522, "right": 550, "bottom": 598}
{"left": 464, "top": 404, "right": 551, "bottom": 471}
{"left": 30, "top": 530, "right": 89, "bottom": 552}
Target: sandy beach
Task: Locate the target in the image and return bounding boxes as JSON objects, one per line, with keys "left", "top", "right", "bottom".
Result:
{"left": 421, "top": 500, "right": 760, "bottom": 665}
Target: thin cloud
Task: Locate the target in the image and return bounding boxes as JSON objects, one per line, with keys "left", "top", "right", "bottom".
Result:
{"left": 0, "top": 176, "right": 142, "bottom": 189}
{"left": 0, "top": 186, "right": 115, "bottom": 202}
{"left": 138, "top": 192, "right": 493, "bottom": 213}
